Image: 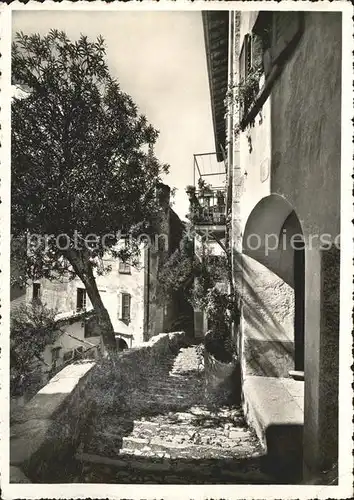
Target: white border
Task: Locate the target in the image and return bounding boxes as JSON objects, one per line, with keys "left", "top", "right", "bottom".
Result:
{"left": 1, "top": 1, "right": 353, "bottom": 499}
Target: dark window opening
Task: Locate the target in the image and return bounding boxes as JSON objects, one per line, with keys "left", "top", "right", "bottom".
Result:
{"left": 32, "top": 283, "right": 41, "bottom": 302}
{"left": 119, "top": 260, "right": 131, "bottom": 274}
{"left": 117, "top": 338, "right": 129, "bottom": 351}
{"left": 121, "top": 293, "right": 131, "bottom": 322}
{"left": 239, "top": 33, "right": 262, "bottom": 116}
{"left": 76, "top": 287, "right": 86, "bottom": 312}
{"left": 73, "top": 346, "right": 84, "bottom": 360}
{"left": 294, "top": 239, "right": 305, "bottom": 372}
{"left": 63, "top": 350, "right": 73, "bottom": 363}
{"left": 84, "top": 316, "right": 99, "bottom": 338}
{"left": 51, "top": 347, "right": 61, "bottom": 367}
{"left": 253, "top": 12, "right": 273, "bottom": 75}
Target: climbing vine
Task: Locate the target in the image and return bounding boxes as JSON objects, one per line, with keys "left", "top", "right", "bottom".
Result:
{"left": 225, "top": 64, "right": 263, "bottom": 138}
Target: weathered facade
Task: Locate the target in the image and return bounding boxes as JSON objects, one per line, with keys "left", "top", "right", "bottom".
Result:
{"left": 144, "top": 184, "right": 194, "bottom": 340}
{"left": 203, "top": 10, "right": 341, "bottom": 482}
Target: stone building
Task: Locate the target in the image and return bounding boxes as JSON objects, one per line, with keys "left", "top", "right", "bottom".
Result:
{"left": 202, "top": 10, "right": 341, "bottom": 482}
{"left": 10, "top": 183, "right": 192, "bottom": 371}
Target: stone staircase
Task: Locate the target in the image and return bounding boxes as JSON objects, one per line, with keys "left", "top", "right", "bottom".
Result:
{"left": 74, "top": 346, "right": 274, "bottom": 484}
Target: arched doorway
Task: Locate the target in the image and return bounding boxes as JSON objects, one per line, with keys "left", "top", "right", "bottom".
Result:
{"left": 241, "top": 194, "right": 305, "bottom": 376}
{"left": 117, "top": 338, "right": 128, "bottom": 351}
{"left": 280, "top": 211, "right": 305, "bottom": 373}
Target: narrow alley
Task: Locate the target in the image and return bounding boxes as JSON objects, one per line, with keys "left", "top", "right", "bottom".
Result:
{"left": 72, "top": 346, "right": 273, "bottom": 484}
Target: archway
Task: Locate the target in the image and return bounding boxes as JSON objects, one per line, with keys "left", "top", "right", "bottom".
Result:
{"left": 241, "top": 194, "right": 305, "bottom": 375}
{"left": 117, "top": 338, "right": 128, "bottom": 351}
{"left": 280, "top": 211, "right": 305, "bottom": 373}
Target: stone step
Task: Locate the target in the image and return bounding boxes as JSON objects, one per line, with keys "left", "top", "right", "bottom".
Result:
{"left": 121, "top": 435, "right": 261, "bottom": 459}
{"left": 75, "top": 451, "right": 271, "bottom": 482}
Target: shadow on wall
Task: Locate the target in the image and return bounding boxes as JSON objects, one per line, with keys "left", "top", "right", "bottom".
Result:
{"left": 234, "top": 252, "right": 295, "bottom": 378}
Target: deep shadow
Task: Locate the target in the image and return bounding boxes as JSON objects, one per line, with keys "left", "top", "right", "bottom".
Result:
{"left": 30, "top": 343, "right": 303, "bottom": 485}
{"left": 264, "top": 424, "right": 303, "bottom": 483}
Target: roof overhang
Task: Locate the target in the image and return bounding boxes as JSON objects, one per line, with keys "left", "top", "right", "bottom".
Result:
{"left": 202, "top": 11, "right": 229, "bottom": 162}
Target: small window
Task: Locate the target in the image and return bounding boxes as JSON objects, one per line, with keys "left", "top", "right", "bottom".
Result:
{"left": 51, "top": 347, "right": 61, "bottom": 366}
{"left": 76, "top": 287, "right": 86, "bottom": 312}
{"left": 84, "top": 316, "right": 99, "bottom": 338}
{"left": 63, "top": 350, "right": 73, "bottom": 362}
{"left": 121, "top": 293, "right": 131, "bottom": 322}
{"left": 119, "top": 260, "right": 131, "bottom": 274}
{"left": 32, "top": 283, "right": 41, "bottom": 302}
{"left": 73, "top": 346, "right": 84, "bottom": 359}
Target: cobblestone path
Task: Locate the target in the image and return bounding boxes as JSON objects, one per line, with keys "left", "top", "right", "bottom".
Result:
{"left": 74, "top": 346, "right": 272, "bottom": 484}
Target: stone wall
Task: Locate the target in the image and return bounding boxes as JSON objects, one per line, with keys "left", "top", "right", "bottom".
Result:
{"left": 10, "top": 361, "right": 96, "bottom": 482}
{"left": 10, "top": 332, "right": 187, "bottom": 483}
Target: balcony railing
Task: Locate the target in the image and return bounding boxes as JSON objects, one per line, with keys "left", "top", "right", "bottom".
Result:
{"left": 187, "top": 187, "right": 226, "bottom": 226}
{"left": 187, "top": 152, "right": 227, "bottom": 226}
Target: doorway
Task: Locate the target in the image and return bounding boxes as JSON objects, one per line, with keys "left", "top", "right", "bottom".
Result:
{"left": 294, "top": 238, "right": 305, "bottom": 372}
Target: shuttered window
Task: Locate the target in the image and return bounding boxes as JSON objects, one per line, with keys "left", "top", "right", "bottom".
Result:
{"left": 76, "top": 287, "right": 86, "bottom": 312}
{"left": 239, "top": 11, "right": 303, "bottom": 124}
{"left": 121, "top": 293, "right": 131, "bottom": 321}
{"left": 239, "top": 34, "right": 251, "bottom": 83}
{"left": 32, "top": 283, "right": 41, "bottom": 303}
{"left": 119, "top": 260, "right": 131, "bottom": 274}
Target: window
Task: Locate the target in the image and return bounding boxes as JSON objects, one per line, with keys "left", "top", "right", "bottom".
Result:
{"left": 119, "top": 260, "right": 131, "bottom": 274}
{"left": 51, "top": 347, "right": 61, "bottom": 367}
{"left": 76, "top": 287, "right": 86, "bottom": 312}
{"left": 239, "top": 34, "right": 257, "bottom": 116}
{"left": 63, "top": 350, "right": 73, "bottom": 363}
{"left": 73, "top": 346, "right": 84, "bottom": 359}
{"left": 84, "top": 316, "right": 99, "bottom": 338}
{"left": 252, "top": 12, "right": 273, "bottom": 76}
{"left": 32, "top": 283, "right": 41, "bottom": 303}
{"left": 239, "top": 34, "right": 252, "bottom": 83}
{"left": 120, "top": 293, "right": 131, "bottom": 322}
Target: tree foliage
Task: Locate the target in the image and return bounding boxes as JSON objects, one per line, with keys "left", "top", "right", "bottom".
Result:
{"left": 10, "top": 303, "right": 59, "bottom": 396}
{"left": 159, "top": 220, "right": 241, "bottom": 361}
{"left": 12, "top": 31, "right": 169, "bottom": 349}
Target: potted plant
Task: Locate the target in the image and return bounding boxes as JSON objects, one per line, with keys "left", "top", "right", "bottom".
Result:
{"left": 216, "top": 190, "right": 225, "bottom": 207}
{"left": 185, "top": 185, "right": 196, "bottom": 197}
{"left": 203, "top": 287, "right": 241, "bottom": 405}
{"left": 197, "top": 178, "right": 213, "bottom": 197}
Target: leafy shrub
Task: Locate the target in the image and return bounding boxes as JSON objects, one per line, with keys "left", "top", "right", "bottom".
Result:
{"left": 10, "top": 303, "right": 59, "bottom": 396}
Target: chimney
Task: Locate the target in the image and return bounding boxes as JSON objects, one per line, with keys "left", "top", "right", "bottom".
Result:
{"left": 156, "top": 183, "right": 171, "bottom": 210}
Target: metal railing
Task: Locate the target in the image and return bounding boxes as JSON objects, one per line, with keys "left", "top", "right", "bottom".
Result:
{"left": 193, "top": 187, "right": 227, "bottom": 225}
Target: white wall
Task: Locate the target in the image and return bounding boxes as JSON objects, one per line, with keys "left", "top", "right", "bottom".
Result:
{"left": 27, "top": 252, "right": 146, "bottom": 352}
{"left": 42, "top": 320, "right": 100, "bottom": 370}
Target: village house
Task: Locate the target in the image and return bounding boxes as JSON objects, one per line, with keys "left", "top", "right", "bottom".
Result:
{"left": 201, "top": 10, "right": 341, "bottom": 482}
{"left": 10, "top": 183, "right": 192, "bottom": 385}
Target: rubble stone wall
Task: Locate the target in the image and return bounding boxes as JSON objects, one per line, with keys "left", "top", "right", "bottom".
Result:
{"left": 10, "top": 332, "right": 186, "bottom": 483}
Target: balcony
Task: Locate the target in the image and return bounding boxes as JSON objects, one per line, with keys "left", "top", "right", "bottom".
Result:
{"left": 186, "top": 152, "right": 227, "bottom": 231}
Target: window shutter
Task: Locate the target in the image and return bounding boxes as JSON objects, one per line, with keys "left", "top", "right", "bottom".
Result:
{"left": 239, "top": 35, "right": 251, "bottom": 118}
{"left": 271, "top": 12, "right": 303, "bottom": 64}
{"left": 245, "top": 34, "right": 252, "bottom": 76}
{"left": 251, "top": 33, "right": 263, "bottom": 70}
{"left": 117, "top": 293, "right": 121, "bottom": 319}
{"left": 239, "top": 37, "right": 246, "bottom": 83}
{"left": 76, "top": 288, "right": 86, "bottom": 312}
{"left": 120, "top": 293, "right": 131, "bottom": 321}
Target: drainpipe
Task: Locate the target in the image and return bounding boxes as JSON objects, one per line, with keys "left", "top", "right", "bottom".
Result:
{"left": 143, "top": 247, "right": 150, "bottom": 341}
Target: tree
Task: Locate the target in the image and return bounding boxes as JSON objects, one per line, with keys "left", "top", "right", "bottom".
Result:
{"left": 11, "top": 31, "right": 169, "bottom": 351}
{"left": 159, "top": 220, "right": 241, "bottom": 360}
{"left": 10, "top": 303, "right": 59, "bottom": 396}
